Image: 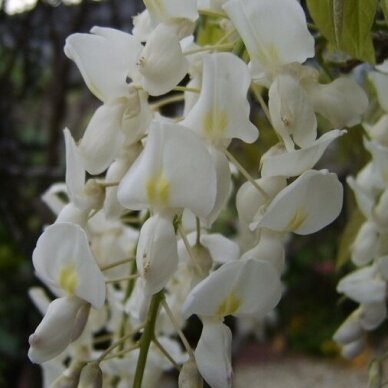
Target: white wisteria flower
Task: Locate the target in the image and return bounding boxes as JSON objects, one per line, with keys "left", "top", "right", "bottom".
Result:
{"left": 118, "top": 120, "right": 217, "bottom": 218}
{"left": 223, "top": 0, "right": 314, "bottom": 83}
{"left": 251, "top": 169, "right": 343, "bottom": 234}
{"left": 28, "top": 223, "right": 105, "bottom": 363}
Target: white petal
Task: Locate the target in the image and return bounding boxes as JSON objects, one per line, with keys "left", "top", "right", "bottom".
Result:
{"left": 364, "top": 139, "right": 388, "bottom": 184}
{"left": 64, "top": 27, "right": 142, "bottom": 102}
{"left": 351, "top": 221, "right": 379, "bottom": 266}
{"left": 236, "top": 176, "right": 287, "bottom": 224}
{"left": 241, "top": 230, "right": 285, "bottom": 274}
{"left": 254, "top": 170, "right": 343, "bottom": 235}
{"left": 64, "top": 128, "right": 85, "bottom": 206}
{"left": 133, "top": 9, "right": 154, "bottom": 42}
{"left": 369, "top": 71, "right": 388, "bottom": 112}
{"left": 182, "top": 258, "right": 281, "bottom": 318}
{"left": 144, "top": 0, "right": 198, "bottom": 23}
{"left": 55, "top": 203, "right": 89, "bottom": 228}
{"left": 28, "top": 297, "right": 84, "bottom": 364}
{"left": 79, "top": 104, "right": 125, "bottom": 175}
{"left": 341, "top": 337, "right": 366, "bottom": 359}
{"left": 364, "top": 114, "right": 388, "bottom": 146}
{"left": 104, "top": 143, "right": 142, "bottom": 220}
{"left": 374, "top": 188, "right": 388, "bottom": 230}
{"left": 29, "top": 287, "right": 51, "bottom": 316}
{"left": 205, "top": 149, "right": 232, "bottom": 225}
{"left": 136, "top": 214, "right": 178, "bottom": 295}
{"left": 337, "top": 266, "right": 385, "bottom": 304}
{"left": 377, "top": 255, "right": 388, "bottom": 280}
{"left": 136, "top": 24, "right": 188, "bottom": 96}
{"left": 178, "top": 231, "right": 240, "bottom": 265}
{"left": 346, "top": 176, "right": 375, "bottom": 219}
{"left": 182, "top": 52, "right": 258, "bottom": 143}
{"left": 307, "top": 78, "right": 368, "bottom": 128}
{"left": 269, "top": 74, "right": 317, "bottom": 150}
{"left": 118, "top": 121, "right": 217, "bottom": 217}
{"left": 33, "top": 223, "right": 105, "bottom": 308}
{"left": 261, "top": 130, "right": 345, "bottom": 177}
{"left": 195, "top": 319, "right": 232, "bottom": 388}
{"left": 41, "top": 183, "right": 68, "bottom": 216}
{"left": 223, "top": 0, "right": 314, "bottom": 81}
{"left": 333, "top": 310, "right": 363, "bottom": 344}
{"left": 359, "top": 302, "right": 386, "bottom": 331}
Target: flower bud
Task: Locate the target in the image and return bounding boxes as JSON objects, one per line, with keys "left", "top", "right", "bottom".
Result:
{"left": 51, "top": 362, "right": 84, "bottom": 388}
{"left": 190, "top": 243, "right": 212, "bottom": 281}
{"left": 178, "top": 360, "right": 203, "bottom": 388}
{"left": 78, "top": 363, "right": 103, "bottom": 388}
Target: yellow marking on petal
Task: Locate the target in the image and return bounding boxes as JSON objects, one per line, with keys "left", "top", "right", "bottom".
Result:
{"left": 217, "top": 290, "right": 241, "bottom": 317}
{"left": 58, "top": 265, "right": 78, "bottom": 295}
{"left": 256, "top": 43, "right": 281, "bottom": 71}
{"left": 202, "top": 109, "right": 228, "bottom": 139}
{"left": 146, "top": 172, "right": 170, "bottom": 206}
{"left": 286, "top": 208, "right": 307, "bottom": 232}
{"left": 144, "top": 0, "right": 166, "bottom": 17}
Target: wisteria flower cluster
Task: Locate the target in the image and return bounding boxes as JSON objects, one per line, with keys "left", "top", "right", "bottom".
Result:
{"left": 28, "top": 0, "right": 369, "bottom": 387}
{"left": 334, "top": 62, "right": 388, "bottom": 360}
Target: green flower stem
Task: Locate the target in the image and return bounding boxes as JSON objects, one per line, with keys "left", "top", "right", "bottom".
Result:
{"left": 132, "top": 290, "right": 164, "bottom": 388}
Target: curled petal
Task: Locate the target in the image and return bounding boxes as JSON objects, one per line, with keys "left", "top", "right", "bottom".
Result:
{"left": 79, "top": 104, "right": 125, "bottom": 175}
{"left": 28, "top": 297, "right": 86, "bottom": 364}
{"left": 337, "top": 266, "right": 385, "bottom": 304}
{"left": 33, "top": 223, "right": 105, "bottom": 308}
{"left": 136, "top": 214, "right": 178, "bottom": 295}
{"left": 182, "top": 258, "right": 281, "bottom": 319}
{"left": 136, "top": 24, "right": 188, "bottom": 96}
{"left": 253, "top": 170, "right": 343, "bottom": 235}
{"left": 195, "top": 319, "right": 232, "bottom": 388}
{"left": 261, "top": 130, "right": 346, "bottom": 178}
{"left": 307, "top": 77, "right": 368, "bottom": 128}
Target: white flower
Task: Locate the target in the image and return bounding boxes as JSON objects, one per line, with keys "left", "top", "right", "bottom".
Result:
{"left": 28, "top": 296, "right": 89, "bottom": 363}
{"left": 337, "top": 266, "right": 386, "bottom": 305}
{"left": 182, "top": 52, "right": 258, "bottom": 145}
{"left": 268, "top": 74, "right": 317, "bottom": 151}
{"left": 136, "top": 214, "right": 178, "bottom": 296}
{"left": 252, "top": 170, "right": 343, "bottom": 235}
{"left": 223, "top": 0, "right": 314, "bottom": 83}
{"left": 33, "top": 223, "right": 105, "bottom": 308}
{"left": 118, "top": 120, "right": 217, "bottom": 218}
{"left": 182, "top": 258, "right": 281, "bottom": 319}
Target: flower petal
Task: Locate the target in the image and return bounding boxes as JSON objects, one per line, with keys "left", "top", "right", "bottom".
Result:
{"left": 261, "top": 130, "right": 345, "bottom": 178}
{"left": 195, "top": 319, "right": 232, "bottom": 388}
{"left": 64, "top": 27, "right": 142, "bottom": 102}
{"left": 224, "top": 0, "right": 314, "bottom": 82}
{"left": 33, "top": 223, "right": 105, "bottom": 308}
{"left": 254, "top": 170, "right": 343, "bottom": 235}
{"left": 182, "top": 52, "right": 258, "bottom": 143}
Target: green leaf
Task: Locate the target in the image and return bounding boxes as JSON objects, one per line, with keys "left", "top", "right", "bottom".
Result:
{"left": 336, "top": 207, "right": 365, "bottom": 270}
{"left": 307, "top": 0, "right": 378, "bottom": 63}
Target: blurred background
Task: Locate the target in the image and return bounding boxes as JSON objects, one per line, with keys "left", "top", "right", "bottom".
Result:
{"left": 0, "top": 0, "right": 379, "bottom": 386}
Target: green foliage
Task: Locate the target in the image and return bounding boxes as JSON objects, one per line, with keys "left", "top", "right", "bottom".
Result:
{"left": 307, "top": 0, "right": 378, "bottom": 63}
{"left": 381, "top": 0, "right": 388, "bottom": 24}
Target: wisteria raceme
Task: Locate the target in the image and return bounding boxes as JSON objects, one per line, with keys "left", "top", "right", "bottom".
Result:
{"left": 27, "top": 0, "right": 373, "bottom": 386}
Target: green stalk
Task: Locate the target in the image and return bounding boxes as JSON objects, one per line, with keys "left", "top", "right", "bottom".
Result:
{"left": 132, "top": 290, "right": 164, "bottom": 388}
